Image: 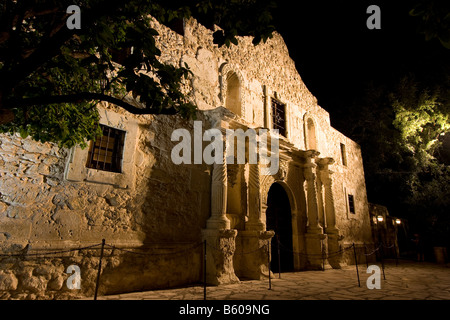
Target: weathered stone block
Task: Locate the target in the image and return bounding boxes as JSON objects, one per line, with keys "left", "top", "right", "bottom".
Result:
{"left": 0, "top": 271, "right": 18, "bottom": 290}
{"left": 0, "top": 217, "right": 32, "bottom": 241}
{"left": 202, "top": 228, "right": 239, "bottom": 285}
{"left": 21, "top": 275, "right": 47, "bottom": 293}
{"left": 47, "top": 274, "right": 65, "bottom": 291}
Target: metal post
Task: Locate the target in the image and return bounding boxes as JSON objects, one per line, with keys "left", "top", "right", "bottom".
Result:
{"left": 380, "top": 244, "right": 386, "bottom": 280}
{"left": 94, "top": 239, "right": 105, "bottom": 300}
{"left": 267, "top": 241, "right": 271, "bottom": 290}
{"left": 322, "top": 239, "right": 325, "bottom": 271}
{"left": 352, "top": 243, "right": 360, "bottom": 287}
{"left": 364, "top": 242, "right": 369, "bottom": 269}
{"left": 394, "top": 243, "right": 399, "bottom": 266}
{"left": 277, "top": 236, "right": 281, "bottom": 279}
{"left": 203, "top": 240, "right": 207, "bottom": 300}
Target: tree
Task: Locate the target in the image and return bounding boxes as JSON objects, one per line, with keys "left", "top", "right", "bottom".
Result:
{"left": 410, "top": 0, "right": 450, "bottom": 49}
{"left": 337, "top": 74, "right": 450, "bottom": 248}
{"left": 0, "top": 0, "right": 276, "bottom": 148}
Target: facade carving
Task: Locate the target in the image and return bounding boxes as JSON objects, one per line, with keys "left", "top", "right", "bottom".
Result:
{"left": 0, "top": 17, "right": 373, "bottom": 299}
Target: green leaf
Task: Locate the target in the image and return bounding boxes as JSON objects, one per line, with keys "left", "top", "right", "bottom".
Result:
{"left": 19, "top": 128, "right": 29, "bottom": 139}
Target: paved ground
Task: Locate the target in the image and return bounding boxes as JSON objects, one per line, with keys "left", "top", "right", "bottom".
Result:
{"left": 96, "top": 260, "right": 450, "bottom": 300}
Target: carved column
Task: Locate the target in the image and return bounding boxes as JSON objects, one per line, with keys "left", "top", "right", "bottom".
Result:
{"left": 303, "top": 151, "right": 322, "bottom": 233}
{"left": 318, "top": 157, "right": 344, "bottom": 269}
{"left": 303, "top": 150, "right": 325, "bottom": 269}
{"left": 206, "top": 142, "right": 230, "bottom": 230}
{"left": 246, "top": 163, "right": 264, "bottom": 231}
{"left": 322, "top": 174, "right": 338, "bottom": 233}
{"left": 239, "top": 162, "right": 274, "bottom": 279}
{"left": 202, "top": 134, "right": 239, "bottom": 284}
{"left": 316, "top": 173, "right": 325, "bottom": 229}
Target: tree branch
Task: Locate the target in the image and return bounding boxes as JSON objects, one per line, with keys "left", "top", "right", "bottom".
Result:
{"left": 2, "top": 92, "right": 177, "bottom": 120}
{"left": 0, "top": 1, "right": 113, "bottom": 97}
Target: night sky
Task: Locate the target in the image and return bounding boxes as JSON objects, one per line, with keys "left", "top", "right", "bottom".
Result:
{"left": 273, "top": 1, "right": 448, "bottom": 126}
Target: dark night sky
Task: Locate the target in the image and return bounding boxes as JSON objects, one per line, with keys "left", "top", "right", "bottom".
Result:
{"left": 272, "top": 1, "right": 449, "bottom": 126}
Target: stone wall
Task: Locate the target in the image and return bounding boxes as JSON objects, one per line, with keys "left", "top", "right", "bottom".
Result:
{"left": 0, "top": 108, "right": 213, "bottom": 299}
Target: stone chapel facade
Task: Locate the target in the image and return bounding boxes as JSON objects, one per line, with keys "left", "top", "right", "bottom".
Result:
{"left": 0, "top": 18, "right": 373, "bottom": 299}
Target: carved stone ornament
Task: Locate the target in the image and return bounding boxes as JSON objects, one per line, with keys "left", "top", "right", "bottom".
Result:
{"left": 276, "top": 160, "right": 288, "bottom": 181}
{"left": 227, "top": 163, "right": 240, "bottom": 187}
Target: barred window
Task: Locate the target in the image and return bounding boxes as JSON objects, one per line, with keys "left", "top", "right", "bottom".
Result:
{"left": 348, "top": 194, "right": 355, "bottom": 214}
{"left": 271, "top": 98, "right": 286, "bottom": 137}
{"left": 86, "top": 125, "right": 126, "bottom": 173}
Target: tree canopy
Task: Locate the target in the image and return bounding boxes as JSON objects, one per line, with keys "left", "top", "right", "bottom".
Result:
{"left": 336, "top": 73, "right": 450, "bottom": 247}
{"left": 410, "top": 0, "right": 450, "bottom": 49}
{"left": 0, "top": 0, "right": 276, "bottom": 148}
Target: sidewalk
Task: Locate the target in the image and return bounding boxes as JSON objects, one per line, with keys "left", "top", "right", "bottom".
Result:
{"left": 95, "top": 260, "right": 450, "bottom": 300}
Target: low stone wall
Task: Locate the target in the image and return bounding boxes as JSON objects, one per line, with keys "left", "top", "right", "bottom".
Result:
{"left": 0, "top": 242, "right": 203, "bottom": 300}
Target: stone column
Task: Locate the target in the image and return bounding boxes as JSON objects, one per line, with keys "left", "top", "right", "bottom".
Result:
{"left": 206, "top": 148, "right": 230, "bottom": 230}
{"left": 239, "top": 162, "right": 274, "bottom": 279}
{"left": 246, "top": 163, "right": 264, "bottom": 231}
{"left": 238, "top": 229, "right": 274, "bottom": 280}
{"left": 316, "top": 174, "right": 325, "bottom": 229}
{"left": 303, "top": 150, "right": 325, "bottom": 269}
{"left": 202, "top": 228, "right": 240, "bottom": 285}
{"left": 202, "top": 136, "right": 239, "bottom": 285}
{"left": 303, "top": 151, "right": 322, "bottom": 233}
{"left": 318, "top": 157, "right": 344, "bottom": 269}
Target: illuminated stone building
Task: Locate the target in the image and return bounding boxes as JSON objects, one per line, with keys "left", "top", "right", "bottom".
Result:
{"left": 0, "top": 17, "right": 373, "bottom": 299}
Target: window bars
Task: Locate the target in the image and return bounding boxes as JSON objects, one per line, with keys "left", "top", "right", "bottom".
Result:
{"left": 348, "top": 194, "right": 356, "bottom": 214}
{"left": 86, "top": 125, "right": 126, "bottom": 173}
{"left": 271, "top": 98, "right": 286, "bottom": 137}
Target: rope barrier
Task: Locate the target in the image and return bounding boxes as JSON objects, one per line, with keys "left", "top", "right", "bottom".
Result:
{"left": 0, "top": 242, "right": 204, "bottom": 259}
{"left": 276, "top": 241, "right": 354, "bottom": 259}
{"left": 382, "top": 243, "right": 396, "bottom": 249}
{"left": 0, "top": 238, "right": 386, "bottom": 261}
{"left": 0, "top": 238, "right": 389, "bottom": 299}
{"left": 104, "top": 242, "right": 203, "bottom": 256}
{"left": 0, "top": 242, "right": 104, "bottom": 259}
{"left": 361, "top": 244, "right": 382, "bottom": 256}
{"left": 204, "top": 241, "right": 265, "bottom": 256}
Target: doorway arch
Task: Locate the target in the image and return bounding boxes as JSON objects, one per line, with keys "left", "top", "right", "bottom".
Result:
{"left": 266, "top": 182, "right": 294, "bottom": 273}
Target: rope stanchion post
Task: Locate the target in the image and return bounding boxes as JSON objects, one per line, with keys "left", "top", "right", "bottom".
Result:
{"left": 203, "top": 240, "right": 207, "bottom": 301}
{"left": 364, "top": 242, "right": 369, "bottom": 268}
{"left": 267, "top": 240, "right": 271, "bottom": 290}
{"left": 94, "top": 238, "right": 105, "bottom": 300}
{"left": 352, "top": 243, "right": 360, "bottom": 287}
{"left": 380, "top": 244, "right": 386, "bottom": 280}
{"left": 276, "top": 236, "right": 281, "bottom": 279}
{"left": 321, "top": 239, "right": 325, "bottom": 271}
{"left": 394, "top": 242, "right": 399, "bottom": 266}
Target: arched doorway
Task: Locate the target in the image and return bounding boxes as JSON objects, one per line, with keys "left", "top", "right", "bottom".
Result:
{"left": 266, "top": 182, "right": 294, "bottom": 273}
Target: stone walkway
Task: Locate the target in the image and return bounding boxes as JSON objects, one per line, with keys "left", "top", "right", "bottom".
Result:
{"left": 95, "top": 260, "right": 450, "bottom": 300}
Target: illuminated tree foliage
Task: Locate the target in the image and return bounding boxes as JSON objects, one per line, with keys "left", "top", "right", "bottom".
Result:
{"left": 338, "top": 75, "right": 450, "bottom": 246}
{"left": 410, "top": 0, "right": 450, "bottom": 49}
{"left": 0, "top": 0, "right": 276, "bottom": 148}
